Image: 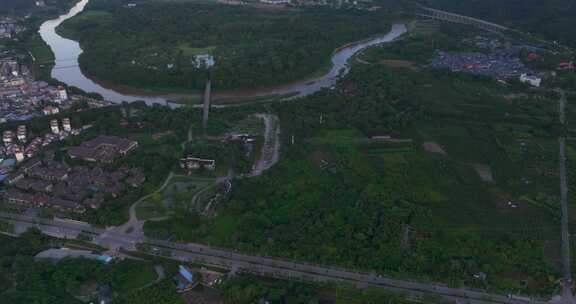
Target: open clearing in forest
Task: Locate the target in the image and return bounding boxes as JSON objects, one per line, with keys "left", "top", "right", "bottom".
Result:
{"left": 379, "top": 59, "right": 416, "bottom": 70}
{"left": 422, "top": 141, "right": 446, "bottom": 155}
{"left": 474, "top": 163, "right": 494, "bottom": 182}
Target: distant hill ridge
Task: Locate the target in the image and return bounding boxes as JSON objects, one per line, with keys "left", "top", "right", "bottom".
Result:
{"left": 0, "top": 0, "right": 37, "bottom": 12}
{"left": 421, "top": 0, "right": 576, "bottom": 47}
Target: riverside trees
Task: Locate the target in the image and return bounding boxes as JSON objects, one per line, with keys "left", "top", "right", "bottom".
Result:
{"left": 58, "top": 0, "right": 391, "bottom": 91}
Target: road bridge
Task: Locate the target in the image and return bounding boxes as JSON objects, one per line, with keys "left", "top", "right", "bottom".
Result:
{"left": 416, "top": 6, "right": 508, "bottom": 33}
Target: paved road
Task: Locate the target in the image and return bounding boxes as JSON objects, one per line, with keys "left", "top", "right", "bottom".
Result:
{"left": 557, "top": 90, "right": 575, "bottom": 303}
{"left": 0, "top": 212, "right": 547, "bottom": 304}
{"left": 249, "top": 114, "right": 281, "bottom": 177}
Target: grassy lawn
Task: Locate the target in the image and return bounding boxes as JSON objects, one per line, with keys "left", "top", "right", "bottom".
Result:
{"left": 203, "top": 214, "right": 240, "bottom": 244}
{"left": 308, "top": 129, "right": 365, "bottom": 146}
{"left": 410, "top": 120, "right": 559, "bottom": 233}
{"left": 115, "top": 263, "right": 158, "bottom": 293}
{"left": 0, "top": 220, "right": 15, "bottom": 234}
{"left": 27, "top": 33, "right": 54, "bottom": 63}
{"left": 26, "top": 33, "right": 55, "bottom": 79}
{"left": 176, "top": 44, "right": 216, "bottom": 56}
{"left": 136, "top": 175, "right": 215, "bottom": 220}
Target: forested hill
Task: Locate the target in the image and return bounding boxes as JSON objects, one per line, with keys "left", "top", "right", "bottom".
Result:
{"left": 0, "top": 0, "right": 37, "bottom": 12}
{"left": 0, "top": 0, "right": 78, "bottom": 14}
{"left": 57, "top": 0, "right": 392, "bottom": 91}
{"left": 420, "top": 0, "right": 576, "bottom": 47}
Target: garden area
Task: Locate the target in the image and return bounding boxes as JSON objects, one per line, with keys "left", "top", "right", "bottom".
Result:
{"left": 136, "top": 175, "right": 215, "bottom": 221}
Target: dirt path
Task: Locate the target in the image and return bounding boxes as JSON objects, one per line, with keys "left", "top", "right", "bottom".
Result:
{"left": 119, "top": 172, "right": 175, "bottom": 236}
{"left": 137, "top": 265, "right": 165, "bottom": 291}
{"left": 556, "top": 89, "right": 575, "bottom": 303}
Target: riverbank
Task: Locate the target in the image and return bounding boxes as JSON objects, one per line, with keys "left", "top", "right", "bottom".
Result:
{"left": 15, "top": 0, "right": 82, "bottom": 83}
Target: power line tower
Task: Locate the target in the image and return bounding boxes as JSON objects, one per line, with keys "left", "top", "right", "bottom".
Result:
{"left": 202, "top": 78, "right": 212, "bottom": 133}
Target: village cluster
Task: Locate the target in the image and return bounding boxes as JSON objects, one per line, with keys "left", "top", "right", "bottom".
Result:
{"left": 0, "top": 17, "right": 24, "bottom": 39}
{"left": 0, "top": 51, "right": 77, "bottom": 122}
{"left": 1, "top": 41, "right": 111, "bottom": 123}
{"left": 0, "top": 116, "right": 145, "bottom": 214}
{"left": 0, "top": 118, "right": 80, "bottom": 171}
{"left": 430, "top": 36, "right": 574, "bottom": 87}
{"left": 430, "top": 51, "right": 536, "bottom": 83}
{"left": 2, "top": 157, "right": 145, "bottom": 214}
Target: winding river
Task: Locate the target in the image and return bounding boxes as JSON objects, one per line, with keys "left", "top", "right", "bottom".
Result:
{"left": 39, "top": 0, "right": 406, "bottom": 104}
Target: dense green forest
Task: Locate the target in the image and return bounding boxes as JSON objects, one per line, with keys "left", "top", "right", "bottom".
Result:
{"left": 0, "top": 231, "right": 167, "bottom": 303}
{"left": 57, "top": 0, "right": 391, "bottom": 91}
{"left": 0, "top": 0, "right": 78, "bottom": 14}
{"left": 219, "top": 276, "right": 413, "bottom": 303}
{"left": 178, "top": 53, "right": 564, "bottom": 294}
{"left": 421, "top": 0, "right": 576, "bottom": 48}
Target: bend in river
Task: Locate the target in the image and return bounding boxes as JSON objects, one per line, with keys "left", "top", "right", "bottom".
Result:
{"left": 39, "top": 0, "right": 407, "bottom": 104}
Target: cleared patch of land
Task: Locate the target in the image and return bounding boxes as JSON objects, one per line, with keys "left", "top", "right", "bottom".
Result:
{"left": 474, "top": 163, "right": 494, "bottom": 182}
{"left": 136, "top": 175, "right": 215, "bottom": 220}
{"left": 379, "top": 59, "right": 416, "bottom": 70}
{"left": 422, "top": 141, "right": 446, "bottom": 154}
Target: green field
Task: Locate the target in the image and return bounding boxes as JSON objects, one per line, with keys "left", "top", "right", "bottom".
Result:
{"left": 136, "top": 175, "right": 215, "bottom": 220}
{"left": 176, "top": 44, "right": 216, "bottom": 57}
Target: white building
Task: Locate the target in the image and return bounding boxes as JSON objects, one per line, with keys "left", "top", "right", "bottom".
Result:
{"left": 519, "top": 73, "right": 542, "bottom": 87}
{"left": 62, "top": 118, "right": 72, "bottom": 132}
{"left": 193, "top": 54, "right": 216, "bottom": 69}
{"left": 43, "top": 106, "right": 60, "bottom": 115}
{"left": 50, "top": 119, "right": 60, "bottom": 134}
{"left": 17, "top": 125, "right": 26, "bottom": 142}
{"left": 14, "top": 148, "right": 24, "bottom": 163}
{"left": 3, "top": 130, "right": 13, "bottom": 145}
{"left": 57, "top": 86, "right": 68, "bottom": 101}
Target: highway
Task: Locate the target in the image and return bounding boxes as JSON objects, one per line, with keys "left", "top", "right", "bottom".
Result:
{"left": 0, "top": 211, "right": 546, "bottom": 304}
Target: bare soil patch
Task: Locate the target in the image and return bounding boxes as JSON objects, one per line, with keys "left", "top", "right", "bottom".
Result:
{"left": 474, "top": 163, "right": 494, "bottom": 182}
{"left": 309, "top": 150, "right": 332, "bottom": 167}
{"left": 422, "top": 142, "right": 446, "bottom": 155}
{"left": 152, "top": 130, "right": 174, "bottom": 140}
{"left": 379, "top": 59, "right": 416, "bottom": 70}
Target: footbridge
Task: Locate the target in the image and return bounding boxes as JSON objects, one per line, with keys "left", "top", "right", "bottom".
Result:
{"left": 416, "top": 6, "right": 508, "bottom": 33}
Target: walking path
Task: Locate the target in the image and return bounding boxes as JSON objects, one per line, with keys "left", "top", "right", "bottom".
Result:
{"left": 119, "top": 172, "right": 175, "bottom": 235}
{"left": 557, "top": 90, "right": 575, "bottom": 303}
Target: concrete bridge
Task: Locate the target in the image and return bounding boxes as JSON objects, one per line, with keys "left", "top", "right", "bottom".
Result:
{"left": 416, "top": 6, "right": 508, "bottom": 33}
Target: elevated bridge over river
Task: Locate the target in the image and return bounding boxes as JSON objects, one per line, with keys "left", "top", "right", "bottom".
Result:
{"left": 416, "top": 6, "right": 509, "bottom": 33}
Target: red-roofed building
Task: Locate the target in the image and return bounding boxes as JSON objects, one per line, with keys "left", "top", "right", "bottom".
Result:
{"left": 558, "top": 61, "right": 574, "bottom": 70}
